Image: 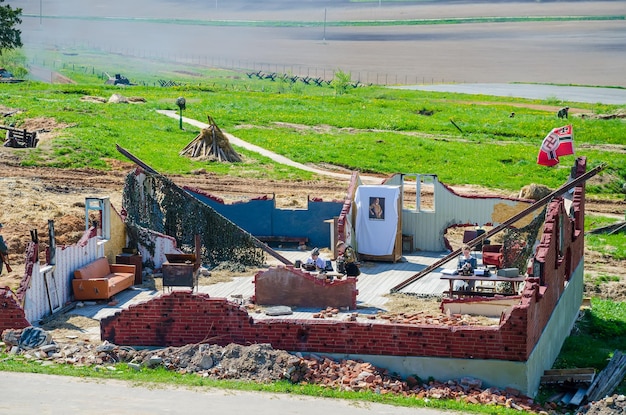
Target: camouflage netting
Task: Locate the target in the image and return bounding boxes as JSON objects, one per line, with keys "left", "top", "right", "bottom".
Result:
{"left": 122, "top": 169, "right": 265, "bottom": 267}
{"left": 501, "top": 207, "right": 547, "bottom": 272}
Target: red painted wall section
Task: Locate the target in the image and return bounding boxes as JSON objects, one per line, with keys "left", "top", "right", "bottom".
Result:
{"left": 0, "top": 288, "right": 30, "bottom": 333}
{"left": 102, "top": 159, "right": 587, "bottom": 363}
{"left": 253, "top": 266, "right": 358, "bottom": 310}
{"left": 15, "top": 242, "right": 39, "bottom": 304}
{"left": 337, "top": 172, "right": 359, "bottom": 243}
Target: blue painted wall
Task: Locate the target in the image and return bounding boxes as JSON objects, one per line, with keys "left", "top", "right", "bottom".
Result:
{"left": 187, "top": 190, "right": 342, "bottom": 249}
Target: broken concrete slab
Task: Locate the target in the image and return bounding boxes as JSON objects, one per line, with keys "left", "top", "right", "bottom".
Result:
{"left": 265, "top": 306, "right": 293, "bottom": 316}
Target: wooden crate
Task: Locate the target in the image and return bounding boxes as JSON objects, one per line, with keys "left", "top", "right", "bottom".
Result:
{"left": 162, "top": 262, "right": 196, "bottom": 291}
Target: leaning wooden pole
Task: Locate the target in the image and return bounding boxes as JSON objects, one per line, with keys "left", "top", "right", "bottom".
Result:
{"left": 390, "top": 161, "right": 606, "bottom": 293}
{"left": 116, "top": 144, "right": 292, "bottom": 265}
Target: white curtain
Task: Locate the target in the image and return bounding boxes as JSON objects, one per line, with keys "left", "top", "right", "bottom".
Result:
{"left": 355, "top": 185, "right": 400, "bottom": 256}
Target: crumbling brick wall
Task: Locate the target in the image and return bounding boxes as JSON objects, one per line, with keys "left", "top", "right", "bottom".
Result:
{"left": 442, "top": 158, "right": 587, "bottom": 359}
{"left": 253, "top": 267, "right": 358, "bottom": 310}
{"left": 101, "top": 291, "right": 529, "bottom": 359}
{"left": 101, "top": 292, "right": 254, "bottom": 347}
{"left": 336, "top": 172, "right": 359, "bottom": 246}
{"left": 498, "top": 158, "right": 586, "bottom": 357}
{"left": 0, "top": 288, "right": 30, "bottom": 333}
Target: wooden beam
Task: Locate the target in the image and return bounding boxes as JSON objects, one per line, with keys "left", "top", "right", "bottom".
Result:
{"left": 116, "top": 143, "right": 159, "bottom": 174}
{"left": 0, "top": 125, "right": 31, "bottom": 133}
{"left": 586, "top": 350, "right": 626, "bottom": 402}
{"left": 540, "top": 368, "right": 596, "bottom": 384}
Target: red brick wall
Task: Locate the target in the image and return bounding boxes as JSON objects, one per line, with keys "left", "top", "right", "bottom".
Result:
{"left": 504, "top": 157, "right": 586, "bottom": 357}
{"left": 0, "top": 288, "right": 30, "bottom": 333}
{"left": 16, "top": 242, "right": 39, "bottom": 304}
{"left": 337, "top": 172, "right": 359, "bottom": 244}
{"left": 101, "top": 159, "right": 587, "bottom": 363}
{"left": 101, "top": 290, "right": 529, "bottom": 359}
{"left": 253, "top": 266, "right": 358, "bottom": 310}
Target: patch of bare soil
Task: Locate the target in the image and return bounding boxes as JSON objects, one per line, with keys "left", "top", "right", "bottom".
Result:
{"left": 172, "top": 70, "right": 203, "bottom": 77}
{"left": 39, "top": 315, "right": 100, "bottom": 344}
{"left": 583, "top": 249, "right": 626, "bottom": 301}
{"left": 51, "top": 73, "right": 75, "bottom": 85}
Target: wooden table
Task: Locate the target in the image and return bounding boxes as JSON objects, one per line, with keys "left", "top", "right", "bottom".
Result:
{"left": 440, "top": 274, "right": 526, "bottom": 298}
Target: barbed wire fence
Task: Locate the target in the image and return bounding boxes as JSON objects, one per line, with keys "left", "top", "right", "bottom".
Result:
{"left": 26, "top": 41, "right": 461, "bottom": 87}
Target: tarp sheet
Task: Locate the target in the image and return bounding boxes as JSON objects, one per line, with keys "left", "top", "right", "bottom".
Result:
{"left": 355, "top": 185, "right": 400, "bottom": 256}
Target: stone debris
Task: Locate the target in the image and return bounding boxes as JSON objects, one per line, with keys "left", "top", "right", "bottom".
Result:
{"left": 376, "top": 311, "right": 494, "bottom": 326}
{"left": 265, "top": 306, "right": 293, "bottom": 316}
{"left": 575, "top": 394, "right": 626, "bottom": 414}
{"left": 0, "top": 327, "right": 562, "bottom": 413}
{"left": 305, "top": 309, "right": 494, "bottom": 326}
{"left": 313, "top": 307, "right": 340, "bottom": 319}
{"left": 3, "top": 326, "right": 53, "bottom": 350}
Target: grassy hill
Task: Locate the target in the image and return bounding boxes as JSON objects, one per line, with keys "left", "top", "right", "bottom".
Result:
{"left": 2, "top": 47, "right": 625, "bottom": 199}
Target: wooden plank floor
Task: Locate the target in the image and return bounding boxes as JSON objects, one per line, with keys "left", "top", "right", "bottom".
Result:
{"left": 70, "top": 250, "right": 465, "bottom": 323}
{"left": 69, "top": 286, "right": 161, "bottom": 320}
{"left": 199, "top": 249, "right": 455, "bottom": 311}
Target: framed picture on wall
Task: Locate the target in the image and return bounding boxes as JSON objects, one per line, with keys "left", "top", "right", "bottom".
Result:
{"left": 368, "top": 197, "right": 385, "bottom": 220}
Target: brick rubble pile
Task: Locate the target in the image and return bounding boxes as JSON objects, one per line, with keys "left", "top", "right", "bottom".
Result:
{"left": 275, "top": 306, "right": 498, "bottom": 326}
{"left": 2, "top": 327, "right": 553, "bottom": 413}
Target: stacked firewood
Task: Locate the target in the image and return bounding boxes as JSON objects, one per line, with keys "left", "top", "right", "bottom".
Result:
{"left": 180, "top": 115, "right": 241, "bottom": 162}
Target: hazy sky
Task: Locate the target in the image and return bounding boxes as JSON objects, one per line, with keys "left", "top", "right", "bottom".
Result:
{"left": 11, "top": 0, "right": 626, "bottom": 86}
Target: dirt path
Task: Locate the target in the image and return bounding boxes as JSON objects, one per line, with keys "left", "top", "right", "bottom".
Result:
{"left": 159, "top": 110, "right": 384, "bottom": 184}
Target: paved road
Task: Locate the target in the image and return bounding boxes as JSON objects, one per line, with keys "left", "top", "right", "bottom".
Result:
{"left": 0, "top": 372, "right": 453, "bottom": 415}
{"left": 392, "top": 83, "right": 626, "bottom": 105}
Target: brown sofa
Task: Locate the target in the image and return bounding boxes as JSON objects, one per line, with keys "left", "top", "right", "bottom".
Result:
{"left": 72, "top": 257, "right": 135, "bottom": 301}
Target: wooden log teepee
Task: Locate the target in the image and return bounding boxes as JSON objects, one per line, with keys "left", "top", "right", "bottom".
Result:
{"left": 179, "top": 115, "right": 242, "bottom": 162}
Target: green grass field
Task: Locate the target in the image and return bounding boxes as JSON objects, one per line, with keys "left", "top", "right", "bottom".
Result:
{"left": 3, "top": 47, "right": 625, "bottom": 197}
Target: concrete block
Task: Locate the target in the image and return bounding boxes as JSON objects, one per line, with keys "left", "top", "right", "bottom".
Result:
{"left": 497, "top": 268, "right": 519, "bottom": 278}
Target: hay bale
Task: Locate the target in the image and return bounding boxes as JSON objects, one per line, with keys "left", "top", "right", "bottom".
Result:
{"left": 108, "top": 93, "right": 128, "bottom": 104}
{"left": 518, "top": 184, "right": 552, "bottom": 201}
{"left": 180, "top": 115, "right": 241, "bottom": 162}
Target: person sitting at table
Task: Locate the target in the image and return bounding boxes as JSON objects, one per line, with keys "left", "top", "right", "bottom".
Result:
{"left": 336, "top": 241, "right": 360, "bottom": 277}
{"left": 456, "top": 244, "right": 478, "bottom": 290}
{"left": 304, "top": 247, "right": 327, "bottom": 271}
